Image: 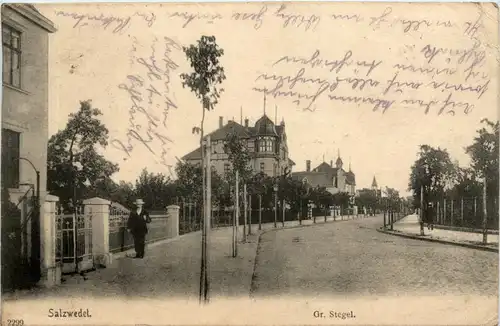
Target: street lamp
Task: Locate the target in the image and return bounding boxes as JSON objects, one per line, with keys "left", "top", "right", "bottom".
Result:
{"left": 273, "top": 183, "right": 278, "bottom": 228}
{"left": 19, "top": 157, "right": 41, "bottom": 282}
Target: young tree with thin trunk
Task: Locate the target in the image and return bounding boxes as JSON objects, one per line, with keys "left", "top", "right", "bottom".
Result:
{"left": 180, "top": 35, "right": 226, "bottom": 304}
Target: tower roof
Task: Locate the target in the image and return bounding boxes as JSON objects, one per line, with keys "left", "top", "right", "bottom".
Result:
{"left": 372, "top": 176, "right": 378, "bottom": 188}
{"left": 254, "top": 114, "right": 277, "bottom": 136}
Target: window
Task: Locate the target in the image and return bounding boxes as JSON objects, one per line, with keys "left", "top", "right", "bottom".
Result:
{"left": 247, "top": 140, "right": 254, "bottom": 152}
{"left": 2, "top": 129, "right": 20, "bottom": 188}
{"left": 260, "top": 162, "right": 265, "bottom": 172}
{"left": 258, "top": 137, "right": 274, "bottom": 152}
{"left": 224, "top": 163, "right": 231, "bottom": 175}
{"left": 2, "top": 24, "right": 21, "bottom": 88}
{"left": 211, "top": 141, "right": 217, "bottom": 154}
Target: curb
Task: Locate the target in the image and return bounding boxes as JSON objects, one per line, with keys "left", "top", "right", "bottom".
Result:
{"left": 432, "top": 224, "right": 499, "bottom": 235}
{"left": 377, "top": 228, "right": 499, "bottom": 253}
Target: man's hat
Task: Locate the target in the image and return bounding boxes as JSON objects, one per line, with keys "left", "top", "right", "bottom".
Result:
{"left": 134, "top": 199, "right": 145, "bottom": 205}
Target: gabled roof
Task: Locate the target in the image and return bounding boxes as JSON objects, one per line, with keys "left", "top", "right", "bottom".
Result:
{"left": 181, "top": 115, "right": 292, "bottom": 162}
{"left": 209, "top": 120, "right": 251, "bottom": 141}
{"left": 291, "top": 171, "right": 332, "bottom": 187}
{"left": 182, "top": 147, "right": 202, "bottom": 161}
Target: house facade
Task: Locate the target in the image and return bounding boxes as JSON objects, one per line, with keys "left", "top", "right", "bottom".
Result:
{"left": 2, "top": 4, "right": 57, "bottom": 287}
{"left": 182, "top": 115, "right": 295, "bottom": 177}
{"left": 292, "top": 155, "right": 356, "bottom": 196}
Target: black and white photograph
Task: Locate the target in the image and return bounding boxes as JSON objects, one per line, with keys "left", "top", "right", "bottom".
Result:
{"left": 1, "top": 2, "right": 498, "bottom": 325}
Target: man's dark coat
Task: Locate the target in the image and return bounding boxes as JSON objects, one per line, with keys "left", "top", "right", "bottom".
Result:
{"left": 127, "top": 209, "right": 151, "bottom": 236}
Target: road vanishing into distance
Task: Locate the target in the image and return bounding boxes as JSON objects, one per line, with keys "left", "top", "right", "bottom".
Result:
{"left": 251, "top": 216, "right": 498, "bottom": 298}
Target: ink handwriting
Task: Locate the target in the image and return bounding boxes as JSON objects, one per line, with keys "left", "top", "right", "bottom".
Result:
{"left": 111, "top": 36, "right": 181, "bottom": 175}
{"left": 54, "top": 10, "right": 156, "bottom": 33}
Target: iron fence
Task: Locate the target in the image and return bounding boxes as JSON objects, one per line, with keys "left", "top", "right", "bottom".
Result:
{"left": 429, "top": 196, "right": 498, "bottom": 230}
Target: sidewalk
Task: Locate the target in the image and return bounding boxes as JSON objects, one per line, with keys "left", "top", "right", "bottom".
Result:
{"left": 384, "top": 214, "right": 499, "bottom": 251}
{"left": 3, "top": 213, "right": 362, "bottom": 302}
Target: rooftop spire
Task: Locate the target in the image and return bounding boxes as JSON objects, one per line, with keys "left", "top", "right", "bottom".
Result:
{"left": 349, "top": 157, "right": 352, "bottom": 172}
{"left": 240, "top": 106, "right": 243, "bottom": 124}
{"left": 275, "top": 105, "right": 277, "bottom": 125}
{"left": 263, "top": 92, "right": 266, "bottom": 115}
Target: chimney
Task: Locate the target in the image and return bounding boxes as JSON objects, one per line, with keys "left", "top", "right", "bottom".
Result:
{"left": 330, "top": 160, "right": 333, "bottom": 167}
{"left": 219, "top": 116, "right": 223, "bottom": 128}
{"left": 306, "top": 160, "right": 311, "bottom": 172}
{"left": 244, "top": 118, "right": 249, "bottom": 127}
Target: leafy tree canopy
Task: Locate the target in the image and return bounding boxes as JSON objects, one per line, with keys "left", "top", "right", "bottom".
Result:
{"left": 47, "top": 100, "right": 118, "bottom": 209}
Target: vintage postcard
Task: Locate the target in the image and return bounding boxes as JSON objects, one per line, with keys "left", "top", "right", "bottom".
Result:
{"left": 1, "top": 1, "right": 498, "bottom": 325}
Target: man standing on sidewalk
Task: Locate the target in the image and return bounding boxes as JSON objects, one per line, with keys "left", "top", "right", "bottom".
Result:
{"left": 127, "top": 199, "right": 151, "bottom": 258}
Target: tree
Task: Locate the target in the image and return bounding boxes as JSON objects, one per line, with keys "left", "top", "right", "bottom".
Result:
{"left": 355, "top": 190, "right": 378, "bottom": 213}
{"left": 332, "top": 192, "right": 351, "bottom": 208}
{"left": 408, "top": 145, "right": 456, "bottom": 209}
{"left": 180, "top": 36, "right": 226, "bottom": 303}
{"left": 282, "top": 178, "right": 307, "bottom": 215}
{"left": 248, "top": 172, "right": 274, "bottom": 209}
{"left": 134, "top": 169, "right": 178, "bottom": 210}
{"left": 465, "top": 119, "right": 499, "bottom": 195}
{"left": 110, "top": 181, "right": 137, "bottom": 208}
{"left": 448, "top": 167, "right": 482, "bottom": 198}
{"left": 47, "top": 100, "right": 119, "bottom": 210}
{"left": 175, "top": 161, "right": 203, "bottom": 206}
{"left": 224, "top": 131, "right": 253, "bottom": 185}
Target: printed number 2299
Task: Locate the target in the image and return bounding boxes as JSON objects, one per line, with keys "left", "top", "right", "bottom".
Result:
{"left": 8, "top": 319, "right": 24, "bottom": 326}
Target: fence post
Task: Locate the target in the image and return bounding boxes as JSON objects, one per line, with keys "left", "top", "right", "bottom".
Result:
{"left": 474, "top": 197, "right": 477, "bottom": 218}
{"left": 450, "top": 199, "right": 454, "bottom": 226}
{"left": 248, "top": 194, "right": 252, "bottom": 235}
{"left": 437, "top": 201, "right": 440, "bottom": 225}
{"left": 443, "top": 198, "right": 447, "bottom": 225}
{"left": 188, "top": 203, "right": 192, "bottom": 232}
{"left": 84, "top": 197, "right": 112, "bottom": 268}
{"left": 166, "top": 205, "right": 180, "bottom": 239}
{"left": 243, "top": 184, "right": 247, "bottom": 242}
{"left": 482, "top": 181, "right": 488, "bottom": 244}
{"left": 460, "top": 197, "right": 464, "bottom": 222}
{"left": 39, "top": 194, "right": 62, "bottom": 288}
{"left": 258, "top": 195, "right": 262, "bottom": 231}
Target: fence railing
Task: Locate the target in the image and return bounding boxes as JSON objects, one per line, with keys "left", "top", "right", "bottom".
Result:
{"left": 178, "top": 201, "right": 373, "bottom": 234}
{"left": 428, "top": 196, "right": 498, "bottom": 230}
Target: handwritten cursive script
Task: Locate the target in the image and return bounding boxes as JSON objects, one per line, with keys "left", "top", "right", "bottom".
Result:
{"left": 111, "top": 36, "right": 181, "bottom": 176}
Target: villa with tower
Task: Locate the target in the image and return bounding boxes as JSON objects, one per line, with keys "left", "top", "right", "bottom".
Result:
{"left": 181, "top": 113, "right": 295, "bottom": 177}
{"left": 291, "top": 152, "right": 356, "bottom": 196}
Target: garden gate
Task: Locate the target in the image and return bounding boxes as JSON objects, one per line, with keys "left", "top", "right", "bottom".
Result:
{"left": 55, "top": 204, "right": 94, "bottom": 274}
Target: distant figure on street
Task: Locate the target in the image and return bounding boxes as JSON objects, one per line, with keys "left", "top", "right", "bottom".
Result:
{"left": 127, "top": 199, "right": 151, "bottom": 258}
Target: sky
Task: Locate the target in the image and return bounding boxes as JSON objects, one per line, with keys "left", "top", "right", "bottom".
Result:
{"left": 38, "top": 2, "right": 498, "bottom": 196}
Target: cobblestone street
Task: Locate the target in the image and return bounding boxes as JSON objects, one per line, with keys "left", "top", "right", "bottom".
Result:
{"left": 251, "top": 216, "right": 498, "bottom": 298}
{"left": 3, "top": 215, "right": 498, "bottom": 325}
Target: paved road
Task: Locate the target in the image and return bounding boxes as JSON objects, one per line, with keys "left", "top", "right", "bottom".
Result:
{"left": 251, "top": 215, "right": 498, "bottom": 298}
